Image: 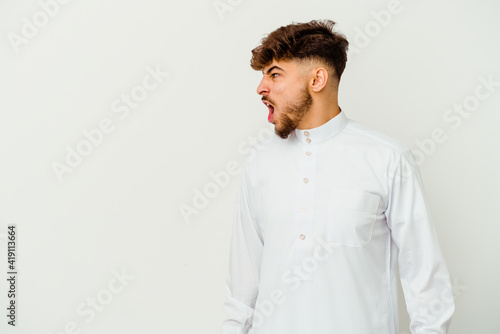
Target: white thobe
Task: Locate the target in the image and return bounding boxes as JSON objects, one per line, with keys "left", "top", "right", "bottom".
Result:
{"left": 222, "top": 109, "right": 455, "bottom": 334}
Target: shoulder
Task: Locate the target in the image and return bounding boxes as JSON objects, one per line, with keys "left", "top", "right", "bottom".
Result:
{"left": 343, "top": 118, "right": 409, "bottom": 153}
{"left": 344, "top": 119, "right": 421, "bottom": 178}
{"left": 342, "top": 118, "right": 420, "bottom": 174}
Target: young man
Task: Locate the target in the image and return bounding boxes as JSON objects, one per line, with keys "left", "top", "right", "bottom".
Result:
{"left": 222, "top": 20, "right": 455, "bottom": 334}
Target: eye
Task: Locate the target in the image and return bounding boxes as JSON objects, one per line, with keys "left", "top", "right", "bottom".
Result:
{"left": 271, "top": 73, "right": 279, "bottom": 78}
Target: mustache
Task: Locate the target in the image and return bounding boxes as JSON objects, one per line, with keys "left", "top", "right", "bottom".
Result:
{"left": 261, "top": 97, "right": 276, "bottom": 106}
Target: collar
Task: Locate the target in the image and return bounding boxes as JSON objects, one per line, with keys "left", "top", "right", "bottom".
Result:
{"left": 293, "top": 108, "right": 348, "bottom": 145}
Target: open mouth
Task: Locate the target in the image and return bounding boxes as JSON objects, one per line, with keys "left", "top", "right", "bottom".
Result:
{"left": 263, "top": 100, "right": 275, "bottom": 122}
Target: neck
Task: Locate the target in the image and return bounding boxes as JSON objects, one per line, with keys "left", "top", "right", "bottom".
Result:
{"left": 297, "top": 96, "right": 341, "bottom": 130}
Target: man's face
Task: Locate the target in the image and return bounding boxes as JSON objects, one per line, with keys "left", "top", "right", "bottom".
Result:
{"left": 257, "top": 59, "right": 313, "bottom": 139}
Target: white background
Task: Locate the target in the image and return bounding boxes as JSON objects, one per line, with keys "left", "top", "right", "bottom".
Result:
{"left": 1, "top": 0, "right": 499, "bottom": 333}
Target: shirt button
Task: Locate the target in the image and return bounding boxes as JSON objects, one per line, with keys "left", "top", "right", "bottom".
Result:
{"left": 299, "top": 234, "right": 306, "bottom": 240}
{"left": 306, "top": 151, "right": 311, "bottom": 156}
{"left": 301, "top": 206, "right": 307, "bottom": 212}
{"left": 303, "top": 178, "right": 309, "bottom": 183}
{"left": 306, "top": 138, "right": 311, "bottom": 144}
{"left": 304, "top": 131, "right": 309, "bottom": 136}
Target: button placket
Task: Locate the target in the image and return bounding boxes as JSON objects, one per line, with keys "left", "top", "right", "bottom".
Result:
{"left": 293, "top": 140, "right": 318, "bottom": 282}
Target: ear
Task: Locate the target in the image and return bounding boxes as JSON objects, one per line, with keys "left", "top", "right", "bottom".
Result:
{"left": 309, "top": 67, "right": 329, "bottom": 93}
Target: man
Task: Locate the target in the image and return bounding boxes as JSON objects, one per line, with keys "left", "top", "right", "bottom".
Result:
{"left": 222, "top": 20, "right": 455, "bottom": 334}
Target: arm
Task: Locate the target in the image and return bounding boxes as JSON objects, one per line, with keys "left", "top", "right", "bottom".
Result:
{"left": 385, "top": 149, "right": 455, "bottom": 333}
{"left": 222, "top": 161, "right": 264, "bottom": 334}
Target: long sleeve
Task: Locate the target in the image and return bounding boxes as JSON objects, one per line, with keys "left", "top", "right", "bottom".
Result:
{"left": 222, "top": 161, "right": 264, "bottom": 334}
{"left": 385, "top": 149, "right": 455, "bottom": 333}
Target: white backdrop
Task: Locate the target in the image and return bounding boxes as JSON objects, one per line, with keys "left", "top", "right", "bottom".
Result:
{"left": 1, "top": 0, "right": 499, "bottom": 333}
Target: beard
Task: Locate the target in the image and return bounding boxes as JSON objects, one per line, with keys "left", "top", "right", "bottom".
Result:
{"left": 274, "top": 85, "right": 313, "bottom": 139}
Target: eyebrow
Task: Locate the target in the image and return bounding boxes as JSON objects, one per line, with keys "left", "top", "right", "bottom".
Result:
{"left": 262, "top": 65, "right": 285, "bottom": 74}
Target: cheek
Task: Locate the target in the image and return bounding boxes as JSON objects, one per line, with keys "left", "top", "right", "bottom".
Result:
{"left": 273, "top": 87, "right": 289, "bottom": 101}
{"left": 278, "top": 93, "right": 294, "bottom": 106}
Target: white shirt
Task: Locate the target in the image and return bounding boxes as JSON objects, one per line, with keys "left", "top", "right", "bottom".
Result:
{"left": 222, "top": 109, "right": 455, "bottom": 334}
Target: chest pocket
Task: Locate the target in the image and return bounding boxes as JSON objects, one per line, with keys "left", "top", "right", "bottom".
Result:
{"left": 326, "top": 189, "right": 381, "bottom": 247}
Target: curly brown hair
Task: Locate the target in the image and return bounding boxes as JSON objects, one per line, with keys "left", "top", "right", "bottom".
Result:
{"left": 250, "top": 19, "right": 349, "bottom": 83}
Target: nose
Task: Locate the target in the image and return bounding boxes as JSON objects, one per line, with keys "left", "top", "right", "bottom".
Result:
{"left": 257, "top": 77, "right": 269, "bottom": 96}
